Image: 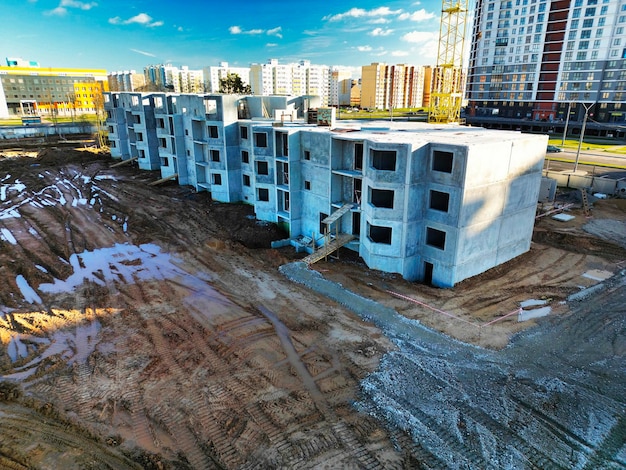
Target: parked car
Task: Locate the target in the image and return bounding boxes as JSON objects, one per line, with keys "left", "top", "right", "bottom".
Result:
{"left": 546, "top": 145, "right": 563, "bottom": 153}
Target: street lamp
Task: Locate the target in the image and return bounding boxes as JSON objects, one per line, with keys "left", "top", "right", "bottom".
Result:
{"left": 574, "top": 103, "right": 593, "bottom": 173}
{"left": 561, "top": 102, "right": 573, "bottom": 147}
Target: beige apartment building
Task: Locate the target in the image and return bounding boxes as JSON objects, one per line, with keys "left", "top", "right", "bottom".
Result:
{"left": 361, "top": 63, "right": 431, "bottom": 110}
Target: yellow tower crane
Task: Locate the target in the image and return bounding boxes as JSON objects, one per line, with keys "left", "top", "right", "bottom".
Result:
{"left": 428, "top": 0, "right": 469, "bottom": 124}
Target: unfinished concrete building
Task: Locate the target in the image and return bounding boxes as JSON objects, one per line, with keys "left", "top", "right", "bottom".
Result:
{"left": 104, "top": 92, "right": 547, "bottom": 287}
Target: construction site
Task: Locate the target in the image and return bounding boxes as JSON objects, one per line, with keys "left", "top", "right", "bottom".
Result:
{"left": 0, "top": 141, "right": 624, "bottom": 469}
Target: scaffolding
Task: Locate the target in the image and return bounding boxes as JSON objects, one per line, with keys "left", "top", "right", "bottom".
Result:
{"left": 428, "top": 0, "right": 469, "bottom": 124}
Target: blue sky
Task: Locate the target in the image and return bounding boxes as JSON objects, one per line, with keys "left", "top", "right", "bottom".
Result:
{"left": 1, "top": 1, "right": 443, "bottom": 75}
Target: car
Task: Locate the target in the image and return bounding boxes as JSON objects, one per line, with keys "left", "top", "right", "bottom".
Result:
{"left": 546, "top": 145, "right": 563, "bottom": 153}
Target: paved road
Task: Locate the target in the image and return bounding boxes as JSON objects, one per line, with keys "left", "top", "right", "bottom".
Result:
{"left": 545, "top": 149, "right": 626, "bottom": 178}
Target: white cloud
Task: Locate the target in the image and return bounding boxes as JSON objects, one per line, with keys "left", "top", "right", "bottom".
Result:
{"left": 229, "top": 25, "right": 283, "bottom": 38}
{"left": 130, "top": 48, "right": 157, "bottom": 58}
{"left": 398, "top": 9, "right": 437, "bottom": 22}
{"left": 401, "top": 31, "right": 437, "bottom": 43}
{"left": 109, "top": 12, "right": 163, "bottom": 27}
{"left": 45, "top": 0, "right": 97, "bottom": 15}
{"left": 391, "top": 50, "right": 410, "bottom": 57}
{"left": 267, "top": 27, "right": 283, "bottom": 39}
{"left": 357, "top": 45, "right": 373, "bottom": 52}
{"left": 370, "top": 28, "right": 394, "bottom": 37}
{"left": 370, "top": 18, "right": 391, "bottom": 24}
{"left": 324, "top": 7, "right": 403, "bottom": 22}
{"left": 266, "top": 43, "right": 278, "bottom": 48}
{"left": 61, "top": 0, "right": 97, "bottom": 9}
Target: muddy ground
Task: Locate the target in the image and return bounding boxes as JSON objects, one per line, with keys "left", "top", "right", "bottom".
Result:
{"left": 0, "top": 147, "right": 624, "bottom": 469}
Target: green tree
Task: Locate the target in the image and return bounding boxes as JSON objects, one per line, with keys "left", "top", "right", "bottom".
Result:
{"left": 219, "top": 73, "right": 251, "bottom": 94}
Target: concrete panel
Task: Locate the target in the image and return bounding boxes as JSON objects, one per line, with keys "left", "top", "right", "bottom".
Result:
{"left": 359, "top": 248, "right": 404, "bottom": 279}
{"left": 452, "top": 250, "right": 498, "bottom": 285}
{"left": 302, "top": 132, "right": 331, "bottom": 166}
{"left": 568, "top": 173, "right": 594, "bottom": 189}
{"left": 361, "top": 218, "right": 405, "bottom": 257}
{"left": 507, "top": 136, "right": 547, "bottom": 176}
{"left": 420, "top": 223, "right": 458, "bottom": 266}
{"left": 427, "top": 144, "right": 467, "bottom": 187}
{"left": 458, "top": 183, "right": 507, "bottom": 227}
{"left": 591, "top": 177, "right": 617, "bottom": 195}
{"left": 464, "top": 142, "right": 512, "bottom": 185}
{"left": 502, "top": 173, "right": 542, "bottom": 213}
{"left": 403, "top": 220, "right": 422, "bottom": 257}
{"left": 456, "top": 218, "right": 502, "bottom": 264}
{"left": 539, "top": 177, "right": 557, "bottom": 202}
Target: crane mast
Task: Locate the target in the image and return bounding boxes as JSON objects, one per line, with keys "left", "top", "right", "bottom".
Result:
{"left": 428, "top": 0, "right": 469, "bottom": 124}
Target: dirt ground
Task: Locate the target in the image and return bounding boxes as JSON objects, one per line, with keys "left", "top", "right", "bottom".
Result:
{"left": 0, "top": 146, "right": 624, "bottom": 469}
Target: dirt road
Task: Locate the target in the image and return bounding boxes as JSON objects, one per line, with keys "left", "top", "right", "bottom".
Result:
{"left": 0, "top": 147, "right": 624, "bottom": 468}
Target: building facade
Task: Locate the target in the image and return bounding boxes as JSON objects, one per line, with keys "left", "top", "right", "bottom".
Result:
{"left": 203, "top": 62, "right": 251, "bottom": 93}
{"left": 250, "top": 59, "right": 331, "bottom": 105}
{"left": 466, "top": 0, "right": 626, "bottom": 137}
{"left": 143, "top": 64, "right": 205, "bottom": 93}
{"left": 0, "top": 58, "right": 108, "bottom": 118}
{"left": 108, "top": 70, "right": 146, "bottom": 92}
{"left": 104, "top": 91, "right": 546, "bottom": 287}
{"left": 361, "top": 63, "right": 430, "bottom": 110}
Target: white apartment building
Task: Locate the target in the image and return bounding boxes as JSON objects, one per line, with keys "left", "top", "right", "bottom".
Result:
{"left": 107, "top": 70, "right": 146, "bottom": 92}
{"left": 144, "top": 64, "right": 205, "bottom": 93}
{"left": 250, "top": 59, "right": 330, "bottom": 105}
{"left": 329, "top": 67, "right": 354, "bottom": 107}
{"left": 203, "top": 62, "right": 251, "bottom": 93}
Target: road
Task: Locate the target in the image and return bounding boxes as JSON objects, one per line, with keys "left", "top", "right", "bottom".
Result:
{"left": 544, "top": 149, "right": 626, "bottom": 178}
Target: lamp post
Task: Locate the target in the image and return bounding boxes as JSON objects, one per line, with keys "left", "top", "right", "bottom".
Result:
{"left": 561, "top": 101, "right": 573, "bottom": 147}
{"left": 574, "top": 103, "right": 593, "bottom": 173}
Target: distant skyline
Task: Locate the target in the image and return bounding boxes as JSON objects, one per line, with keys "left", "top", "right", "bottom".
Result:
{"left": 1, "top": 1, "right": 444, "bottom": 75}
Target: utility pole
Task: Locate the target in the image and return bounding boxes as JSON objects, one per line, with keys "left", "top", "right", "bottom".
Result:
{"left": 574, "top": 103, "right": 593, "bottom": 173}
{"left": 561, "top": 101, "right": 572, "bottom": 147}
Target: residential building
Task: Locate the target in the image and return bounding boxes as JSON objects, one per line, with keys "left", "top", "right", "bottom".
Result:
{"left": 203, "top": 62, "right": 251, "bottom": 93}
{"left": 108, "top": 70, "right": 146, "bottom": 92}
{"left": 361, "top": 63, "right": 430, "bottom": 110}
{"left": 329, "top": 67, "right": 354, "bottom": 107}
{"left": 250, "top": 59, "right": 330, "bottom": 105}
{"left": 0, "top": 58, "right": 108, "bottom": 118}
{"left": 143, "top": 64, "right": 205, "bottom": 93}
{"left": 104, "top": 91, "right": 547, "bottom": 287}
{"left": 466, "top": 0, "right": 626, "bottom": 138}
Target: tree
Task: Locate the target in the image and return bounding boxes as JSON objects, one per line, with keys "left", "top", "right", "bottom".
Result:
{"left": 219, "top": 73, "right": 251, "bottom": 94}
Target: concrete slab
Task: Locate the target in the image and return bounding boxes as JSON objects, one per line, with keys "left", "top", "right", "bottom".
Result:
{"left": 552, "top": 213, "right": 576, "bottom": 222}
{"left": 582, "top": 269, "right": 613, "bottom": 281}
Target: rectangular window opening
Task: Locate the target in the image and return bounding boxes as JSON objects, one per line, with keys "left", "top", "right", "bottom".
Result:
{"left": 429, "top": 190, "right": 450, "bottom": 212}
{"left": 432, "top": 150, "right": 454, "bottom": 173}
{"left": 254, "top": 132, "right": 268, "bottom": 148}
{"left": 426, "top": 227, "right": 446, "bottom": 250}
{"left": 369, "top": 188, "right": 394, "bottom": 208}
{"left": 256, "top": 161, "right": 269, "bottom": 175}
{"left": 257, "top": 188, "right": 269, "bottom": 201}
{"left": 371, "top": 149, "right": 396, "bottom": 171}
{"left": 368, "top": 224, "right": 392, "bottom": 245}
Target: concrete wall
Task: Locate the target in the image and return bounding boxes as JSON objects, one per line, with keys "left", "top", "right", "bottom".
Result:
{"left": 543, "top": 170, "right": 624, "bottom": 198}
{"left": 0, "top": 123, "right": 97, "bottom": 140}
